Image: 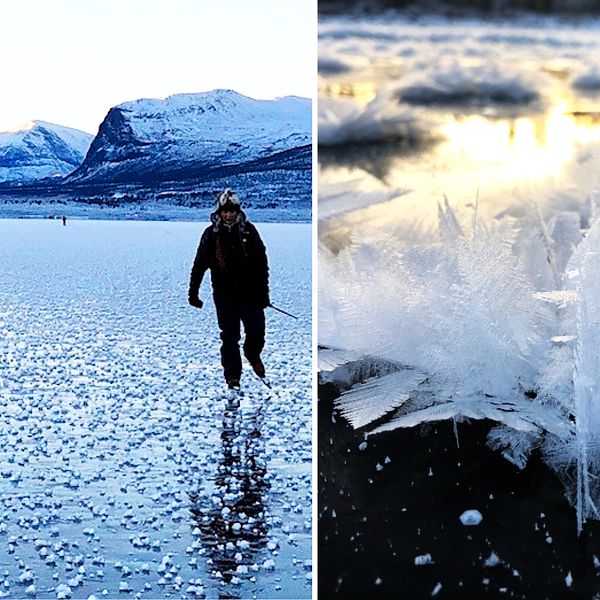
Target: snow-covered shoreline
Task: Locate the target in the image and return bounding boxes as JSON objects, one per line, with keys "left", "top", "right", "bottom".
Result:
{"left": 0, "top": 206, "right": 312, "bottom": 224}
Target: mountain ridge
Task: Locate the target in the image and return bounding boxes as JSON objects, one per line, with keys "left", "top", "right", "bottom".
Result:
{"left": 0, "top": 90, "right": 312, "bottom": 220}
{"left": 67, "top": 89, "right": 311, "bottom": 185}
{"left": 0, "top": 121, "right": 93, "bottom": 184}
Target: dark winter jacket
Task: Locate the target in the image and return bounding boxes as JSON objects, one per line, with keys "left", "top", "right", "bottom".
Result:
{"left": 188, "top": 210, "right": 269, "bottom": 306}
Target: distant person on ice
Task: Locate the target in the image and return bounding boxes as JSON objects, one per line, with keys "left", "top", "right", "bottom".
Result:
{"left": 62, "top": 215, "right": 67, "bottom": 226}
{"left": 188, "top": 189, "right": 270, "bottom": 390}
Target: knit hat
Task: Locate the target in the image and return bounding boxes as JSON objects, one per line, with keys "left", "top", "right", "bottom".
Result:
{"left": 216, "top": 189, "right": 241, "bottom": 212}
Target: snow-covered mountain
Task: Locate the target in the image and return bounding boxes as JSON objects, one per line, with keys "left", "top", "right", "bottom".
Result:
{"left": 0, "top": 121, "right": 93, "bottom": 184}
{"left": 68, "top": 90, "right": 311, "bottom": 184}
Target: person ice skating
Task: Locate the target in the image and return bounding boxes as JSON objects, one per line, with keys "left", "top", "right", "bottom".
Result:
{"left": 188, "top": 189, "right": 270, "bottom": 389}
{"left": 62, "top": 215, "right": 67, "bottom": 226}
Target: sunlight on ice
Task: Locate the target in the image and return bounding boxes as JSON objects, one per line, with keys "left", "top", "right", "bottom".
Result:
{"left": 437, "top": 102, "right": 600, "bottom": 185}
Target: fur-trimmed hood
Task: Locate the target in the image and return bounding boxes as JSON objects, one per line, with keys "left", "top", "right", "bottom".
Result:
{"left": 210, "top": 209, "right": 248, "bottom": 232}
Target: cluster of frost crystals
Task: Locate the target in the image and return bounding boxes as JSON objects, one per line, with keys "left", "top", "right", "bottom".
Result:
{"left": 318, "top": 94, "right": 435, "bottom": 147}
{"left": 395, "top": 59, "right": 547, "bottom": 107}
{"left": 320, "top": 200, "right": 559, "bottom": 433}
{"left": 320, "top": 194, "right": 600, "bottom": 528}
{"left": 571, "top": 235, "right": 600, "bottom": 530}
{"left": 537, "top": 216, "right": 600, "bottom": 530}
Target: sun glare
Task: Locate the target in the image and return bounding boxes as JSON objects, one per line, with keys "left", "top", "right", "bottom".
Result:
{"left": 440, "top": 101, "right": 600, "bottom": 183}
{"left": 319, "top": 95, "right": 600, "bottom": 231}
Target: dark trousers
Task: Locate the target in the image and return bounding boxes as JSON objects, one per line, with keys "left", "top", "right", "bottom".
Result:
{"left": 213, "top": 290, "right": 265, "bottom": 381}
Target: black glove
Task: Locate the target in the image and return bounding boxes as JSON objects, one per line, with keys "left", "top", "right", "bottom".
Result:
{"left": 189, "top": 295, "right": 203, "bottom": 309}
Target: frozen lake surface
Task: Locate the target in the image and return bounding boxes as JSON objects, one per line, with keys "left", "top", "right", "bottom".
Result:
{"left": 318, "top": 386, "right": 600, "bottom": 599}
{"left": 0, "top": 219, "right": 312, "bottom": 599}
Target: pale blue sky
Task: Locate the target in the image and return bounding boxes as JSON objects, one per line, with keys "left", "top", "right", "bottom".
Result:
{"left": 0, "top": 0, "right": 315, "bottom": 133}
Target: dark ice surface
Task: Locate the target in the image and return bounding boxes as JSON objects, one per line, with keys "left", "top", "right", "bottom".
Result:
{"left": 319, "top": 383, "right": 600, "bottom": 599}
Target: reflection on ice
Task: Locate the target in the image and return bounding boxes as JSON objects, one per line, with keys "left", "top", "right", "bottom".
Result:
{"left": 320, "top": 105, "right": 600, "bottom": 229}
{"left": 190, "top": 396, "right": 269, "bottom": 591}
{"left": 437, "top": 106, "right": 600, "bottom": 183}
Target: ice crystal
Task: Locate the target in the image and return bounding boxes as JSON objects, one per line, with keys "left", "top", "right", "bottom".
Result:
{"left": 321, "top": 194, "right": 600, "bottom": 529}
